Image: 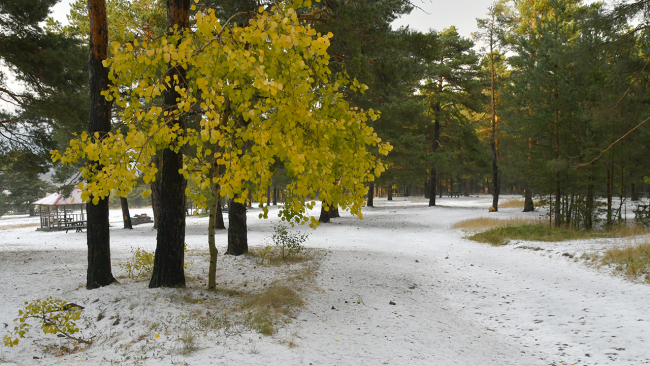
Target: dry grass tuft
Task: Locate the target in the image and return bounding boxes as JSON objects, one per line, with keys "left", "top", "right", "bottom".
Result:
{"left": 242, "top": 284, "right": 304, "bottom": 335}
{"left": 498, "top": 199, "right": 525, "bottom": 208}
{"left": 247, "top": 246, "right": 316, "bottom": 266}
{"left": 602, "top": 242, "right": 650, "bottom": 282}
{"left": 453, "top": 217, "right": 539, "bottom": 231}
{"left": 0, "top": 222, "right": 39, "bottom": 230}
{"left": 467, "top": 221, "right": 650, "bottom": 247}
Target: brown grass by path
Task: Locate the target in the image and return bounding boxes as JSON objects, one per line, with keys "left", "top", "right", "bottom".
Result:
{"left": 0, "top": 222, "right": 39, "bottom": 230}
{"left": 452, "top": 217, "right": 539, "bottom": 231}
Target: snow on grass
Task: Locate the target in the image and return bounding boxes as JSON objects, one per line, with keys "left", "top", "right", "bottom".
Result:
{"left": 1, "top": 195, "right": 650, "bottom": 365}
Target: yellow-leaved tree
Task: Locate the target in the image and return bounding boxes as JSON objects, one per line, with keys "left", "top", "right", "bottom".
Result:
{"left": 53, "top": 4, "right": 391, "bottom": 228}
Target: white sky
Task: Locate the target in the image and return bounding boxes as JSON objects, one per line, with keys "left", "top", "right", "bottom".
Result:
{"left": 48, "top": 0, "right": 498, "bottom": 39}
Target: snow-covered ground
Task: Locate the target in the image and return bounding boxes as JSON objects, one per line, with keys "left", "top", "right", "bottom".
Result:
{"left": 1, "top": 195, "right": 649, "bottom": 365}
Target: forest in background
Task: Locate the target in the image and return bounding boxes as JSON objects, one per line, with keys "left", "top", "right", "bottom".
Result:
{"left": 1, "top": 0, "right": 650, "bottom": 231}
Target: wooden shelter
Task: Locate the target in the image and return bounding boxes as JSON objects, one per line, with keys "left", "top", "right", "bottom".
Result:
{"left": 32, "top": 188, "right": 86, "bottom": 231}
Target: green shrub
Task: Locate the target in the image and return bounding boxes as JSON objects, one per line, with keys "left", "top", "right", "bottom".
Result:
{"left": 121, "top": 244, "right": 192, "bottom": 279}
{"left": 3, "top": 297, "right": 88, "bottom": 347}
{"left": 271, "top": 224, "right": 308, "bottom": 259}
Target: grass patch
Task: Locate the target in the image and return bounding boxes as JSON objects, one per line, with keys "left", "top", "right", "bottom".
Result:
{"left": 247, "top": 246, "right": 316, "bottom": 266}
{"left": 0, "top": 222, "right": 39, "bottom": 230}
{"left": 468, "top": 223, "right": 649, "bottom": 246}
{"left": 601, "top": 242, "right": 650, "bottom": 282}
{"left": 453, "top": 217, "right": 539, "bottom": 231}
{"left": 498, "top": 199, "right": 525, "bottom": 208}
{"left": 242, "top": 284, "right": 304, "bottom": 335}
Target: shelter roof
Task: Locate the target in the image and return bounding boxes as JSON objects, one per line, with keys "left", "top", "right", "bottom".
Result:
{"left": 32, "top": 187, "right": 85, "bottom": 206}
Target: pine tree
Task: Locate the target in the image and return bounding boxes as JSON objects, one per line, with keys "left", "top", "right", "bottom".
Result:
{"left": 86, "top": 0, "right": 116, "bottom": 289}
{"left": 420, "top": 27, "right": 481, "bottom": 206}
{"left": 148, "top": 0, "right": 190, "bottom": 288}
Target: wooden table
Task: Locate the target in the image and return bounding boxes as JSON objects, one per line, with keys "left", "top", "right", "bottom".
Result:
{"left": 64, "top": 220, "right": 87, "bottom": 233}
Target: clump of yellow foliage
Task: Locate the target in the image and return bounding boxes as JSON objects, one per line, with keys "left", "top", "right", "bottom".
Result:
{"left": 53, "top": 4, "right": 391, "bottom": 227}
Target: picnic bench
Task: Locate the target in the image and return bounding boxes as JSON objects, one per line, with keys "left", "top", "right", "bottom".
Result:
{"left": 64, "top": 220, "right": 87, "bottom": 233}
{"left": 131, "top": 213, "right": 153, "bottom": 225}
{"left": 635, "top": 204, "right": 650, "bottom": 226}
{"left": 448, "top": 191, "right": 461, "bottom": 198}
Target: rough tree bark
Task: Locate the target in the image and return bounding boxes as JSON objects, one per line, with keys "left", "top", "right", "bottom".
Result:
{"left": 120, "top": 197, "right": 132, "bottom": 229}
{"left": 149, "top": 0, "right": 190, "bottom": 288}
{"left": 319, "top": 201, "right": 330, "bottom": 223}
{"left": 585, "top": 166, "right": 594, "bottom": 229}
{"left": 523, "top": 187, "right": 535, "bottom": 212}
{"left": 86, "top": 0, "right": 116, "bottom": 290}
{"left": 208, "top": 161, "right": 219, "bottom": 288}
{"left": 215, "top": 194, "right": 225, "bottom": 230}
{"left": 226, "top": 196, "right": 248, "bottom": 255}
{"left": 150, "top": 155, "right": 162, "bottom": 228}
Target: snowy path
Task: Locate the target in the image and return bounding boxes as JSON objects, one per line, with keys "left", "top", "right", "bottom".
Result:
{"left": 2, "top": 196, "right": 650, "bottom": 365}
{"left": 289, "top": 200, "right": 650, "bottom": 366}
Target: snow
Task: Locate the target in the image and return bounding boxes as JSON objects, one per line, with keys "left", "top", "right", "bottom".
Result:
{"left": 1, "top": 195, "right": 650, "bottom": 365}
{"left": 31, "top": 188, "right": 84, "bottom": 206}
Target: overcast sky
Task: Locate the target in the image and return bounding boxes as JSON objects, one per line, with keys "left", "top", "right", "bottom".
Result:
{"left": 49, "top": 0, "right": 498, "bottom": 39}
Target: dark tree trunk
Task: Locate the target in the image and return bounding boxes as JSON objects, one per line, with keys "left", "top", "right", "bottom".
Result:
{"left": 631, "top": 183, "right": 639, "bottom": 201}
{"left": 488, "top": 18, "right": 500, "bottom": 212}
{"left": 319, "top": 201, "right": 330, "bottom": 223}
{"left": 585, "top": 166, "right": 594, "bottom": 229}
{"left": 87, "top": 0, "right": 115, "bottom": 290}
{"left": 367, "top": 182, "right": 374, "bottom": 207}
{"left": 120, "top": 197, "right": 132, "bottom": 229}
{"left": 208, "top": 164, "right": 219, "bottom": 289}
{"left": 606, "top": 163, "right": 613, "bottom": 227}
{"left": 226, "top": 197, "right": 248, "bottom": 255}
{"left": 149, "top": 0, "right": 189, "bottom": 288}
{"left": 428, "top": 169, "right": 436, "bottom": 206}
{"left": 150, "top": 155, "right": 162, "bottom": 229}
{"left": 523, "top": 188, "right": 535, "bottom": 212}
{"left": 330, "top": 204, "right": 340, "bottom": 218}
{"left": 387, "top": 182, "right": 392, "bottom": 201}
{"left": 273, "top": 186, "right": 277, "bottom": 205}
{"left": 215, "top": 194, "right": 225, "bottom": 229}
{"left": 554, "top": 175, "right": 561, "bottom": 227}
{"left": 424, "top": 178, "right": 430, "bottom": 199}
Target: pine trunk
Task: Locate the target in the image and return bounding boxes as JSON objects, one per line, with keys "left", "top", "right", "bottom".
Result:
{"left": 585, "top": 167, "right": 594, "bottom": 229}
{"left": 215, "top": 194, "right": 225, "bottom": 230}
{"left": 606, "top": 164, "right": 613, "bottom": 227}
{"left": 87, "top": 0, "right": 115, "bottom": 290}
{"left": 226, "top": 197, "right": 248, "bottom": 255}
{"left": 120, "top": 197, "right": 132, "bottom": 229}
{"left": 489, "top": 35, "right": 499, "bottom": 212}
{"left": 208, "top": 171, "right": 219, "bottom": 289}
{"left": 387, "top": 182, "right": 392, "bottom": 201}
{"left": 367, "top": 182, "right": 374, "bottom": 207}
{"left": 319, "top": 201, "right": 330, "bottom": 223}
{"left": 150, "top": 155, "right": 162, "bottom": 229}
{"left": 523, "top": 188, "right": 535, "bottom": 212}
{"left": 149, "top": 0, "right": 189, "bottom": 288}
{"left": 428, "top": 169, "right": 436, "bottom": 206}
